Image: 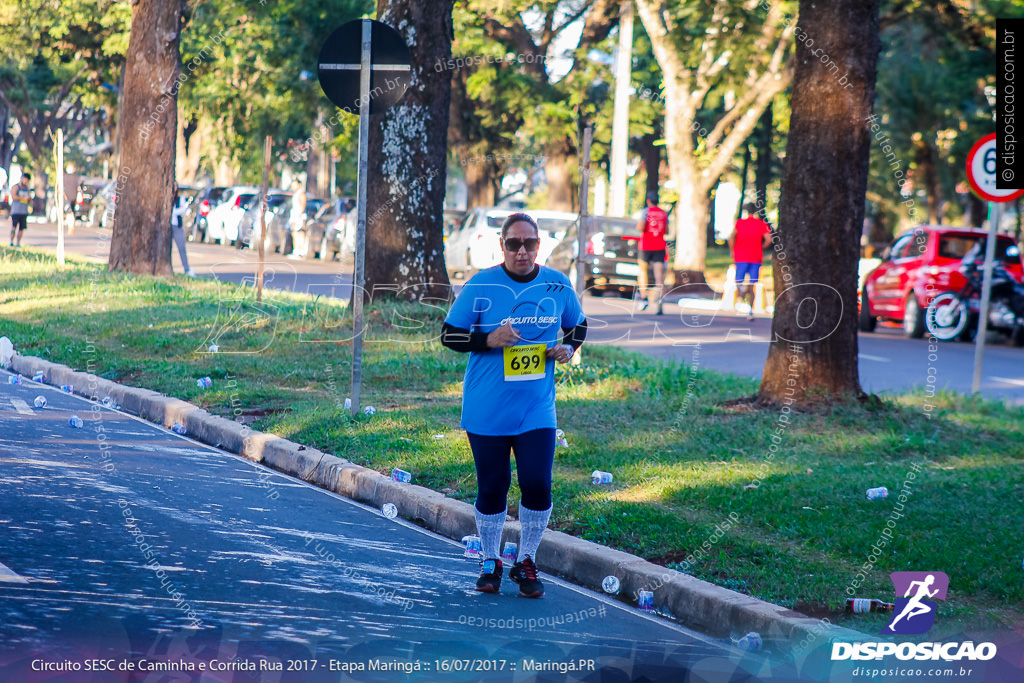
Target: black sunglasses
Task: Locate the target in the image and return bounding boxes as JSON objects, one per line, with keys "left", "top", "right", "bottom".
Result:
{"left": 503, "top": 237, "right": 540, "bottom": 252}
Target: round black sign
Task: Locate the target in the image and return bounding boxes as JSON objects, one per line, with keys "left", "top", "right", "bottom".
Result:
{"left": 317, "top": 19, "right": 412, "bottom": 115}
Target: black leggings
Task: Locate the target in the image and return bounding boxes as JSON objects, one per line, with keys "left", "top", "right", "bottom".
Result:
{"left": 468, "top": 428, "right": 555, "bottom": 515}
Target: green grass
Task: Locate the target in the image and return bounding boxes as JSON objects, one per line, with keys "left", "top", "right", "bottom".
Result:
{"left": 2, "top": 246, "right": 1022, "bottom": 639}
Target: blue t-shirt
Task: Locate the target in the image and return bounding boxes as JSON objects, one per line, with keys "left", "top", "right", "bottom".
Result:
{"left": 445, "top": 265, "right": 585, "bottom": 436}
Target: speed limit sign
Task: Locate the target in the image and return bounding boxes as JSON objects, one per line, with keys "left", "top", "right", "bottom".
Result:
{"left": 966, "top": 133, "right": 1024, "bottom": 203}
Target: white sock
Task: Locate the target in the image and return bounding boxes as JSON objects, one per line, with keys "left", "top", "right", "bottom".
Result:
{"left": 474, "top": 507, "right": 506, "bottom": 561}
{"left": 517, "top": 504, "right": 552, "bottom": 562}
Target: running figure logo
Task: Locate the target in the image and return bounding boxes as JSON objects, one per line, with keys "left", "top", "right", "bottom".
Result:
{"left": 884, "top": 571, "right": 949, "bottom": 635}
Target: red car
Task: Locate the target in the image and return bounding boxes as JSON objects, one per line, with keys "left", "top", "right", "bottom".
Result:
{"left": 860, "top": 226, "right": 1024, "bottom": 338}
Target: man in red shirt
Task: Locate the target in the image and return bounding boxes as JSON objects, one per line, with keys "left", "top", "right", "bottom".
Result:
{"left": 635, "top": 191, "right": 669, "bottom": 314}
{"left": 728, "top": 203, "right": 772, "bottom": 320}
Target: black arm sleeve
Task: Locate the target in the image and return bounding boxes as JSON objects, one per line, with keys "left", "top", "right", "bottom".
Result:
{"left": 561, "top": 318, "right": 588, "bottom": 351}
{"left": 441, "top": 322, "right": 490, "bottom": 353}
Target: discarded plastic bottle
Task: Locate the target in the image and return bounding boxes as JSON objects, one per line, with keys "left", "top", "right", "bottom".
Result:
{"left": 196, "top": 377, "right": 213, "bottom": 388}
{"left": 381, "top": 503, "right": 398, "bottom": 519}
{"left": 61, "top": 385, "right": 73, "bottom": 393}
{"left": 8, "top": 375, "right": 20, "bottom": 385}
{"left": 555, "top": 428, "right": 569, "bottom": 448}
{"left": 592, "top": 470, "right": 613, "bottom": 485}
{"left": 344, "top": 397, "right": 352, "bottom": 410}
{"left": 171, "top": 422, "right": 187, "bottom": 435}
{"left": 845, "top": 598, "right": 894, "bottom": 614}
{"left": 68, "top": 415, "right": 84, "bottom": 428}
{"left": 391, "top": 467, "right": 412, "bottom": 483}
{"left": 602, "top": 575, "right": 621, "bottom": 595}
{"left": 736, "top": 632, "right": 763, "bottom": 651}
{"left": 208, "top": 344, "right": 219, "bottom": 353}
{"left": 637, "top": 590, "right": 654, "bottom": 610}
{"left": 101, "top": 397, "right": 116, "bottom": 409}
{"left": 32, "top": 371, "right": 44, "bottom": 382}
{"left": 33, "top": 396, "right": 47, "bottom": 408}
{"left": 866, "top": 486, "right": 888, "bottom": 500}
{"left": 364, "top": 405, "right": 376, "bottom": 415}
{"left": 462, "top": 535, "right": 482, "bottom": 559}
{"left": 501, "top": 541, "right": 518, "bottom": 564}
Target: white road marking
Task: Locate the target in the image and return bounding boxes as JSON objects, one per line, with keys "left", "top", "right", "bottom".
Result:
{"left": 990, "top": 376, "right": 1024, "bottom": 387}
{"left": 0, "top": 562, "right": 29, "bottom": 583}
{"left": 10, "top": 398, "right": 33, "bottom": 415}
{"left": 858, "top": 353, "right": 891, "bottom": 362}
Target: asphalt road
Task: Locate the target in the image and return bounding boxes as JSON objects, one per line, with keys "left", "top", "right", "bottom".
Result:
{"left": 18, "top": 220, "right": 1024, "bottom": 404}
{"left": 0, "top": 372, "right": 800, "bottom": 682}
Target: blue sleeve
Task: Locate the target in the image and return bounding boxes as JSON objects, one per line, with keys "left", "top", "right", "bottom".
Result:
{"left": 445, "top": 281, "right": 480, "bottom": 330}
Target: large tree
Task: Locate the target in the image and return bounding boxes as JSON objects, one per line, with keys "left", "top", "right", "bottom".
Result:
{"left": 0, "top": 0, "right": 128, "bottom": 197}
{"left": 635, "top": 0, "right": 795, "bottom": 283}
{"left": 108, "top": 0, "right": 183, "bottom": 274}
{"left": 363, "top": 0, "right": 454, "bottom": 300}
{"left": 758, "top": 0, "right": 881, "bottom": 403}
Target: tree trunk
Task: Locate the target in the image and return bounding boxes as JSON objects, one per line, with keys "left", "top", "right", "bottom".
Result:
{"left": 109, "top": 0, "right": 183, "bottom": 275}
{"left": 755, "top": 104, "right": 774, "bottom": 222}
{"left": 759, "top": 0, "right": 880, "bottom": 404}
{"left": 640, "top": 131, "right": 661, "bottom": 197}
{"left": 463, "top": 159, "right": 497, "bottom": 209}
{"left": 544, "top": 142, "right": 575, "bottom": 211}
{"left": 914, "top": 139, "right": 941, "bottom": 224}
{"left": 364, "top": 0, "right": 453, "bottom": 301}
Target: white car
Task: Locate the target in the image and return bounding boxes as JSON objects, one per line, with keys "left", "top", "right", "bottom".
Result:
{"left": 443, "top": 207, "right": 514, "bottom": 277}
{"left": 530, "top": 209, "right": 577, "bottom": 266}
{"left": 205, "top": 186, "right": 259, "bottom": 245}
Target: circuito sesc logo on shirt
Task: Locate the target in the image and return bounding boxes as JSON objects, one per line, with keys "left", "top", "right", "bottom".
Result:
{"left": 500, "top": 300, "right": 560, "bottom": 342}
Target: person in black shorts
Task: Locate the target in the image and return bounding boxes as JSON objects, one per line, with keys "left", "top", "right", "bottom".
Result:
{"left": 8, "top": 173, "right": 32, "bottom": 248}
{"left": 635, "top": 191, "right": 669, "bottom": 314}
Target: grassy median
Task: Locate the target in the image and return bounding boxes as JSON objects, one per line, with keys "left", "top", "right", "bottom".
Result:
{"left": 2, "top": 246, "right": 1022, "bottom": 640}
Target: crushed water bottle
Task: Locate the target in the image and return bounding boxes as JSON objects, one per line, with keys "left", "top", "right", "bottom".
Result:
{"left": 381, "top": 503, "right": 398, "bottom": 519}
{"left": 344, "top": 397, "right": 352, "bottom": 410}
{"left": 555, "top": 428, "right": 568, "bottom": 448}
{"left": 391, "top": 467, "right": 412, "bottom": 483}
{"left": 101, "top": 396, "right": 116, "bottom": 409}
{"left": 866, "top": 486, "right": 888, "bottom": 500}
{"left": 208, "top": 344, "right": 219, "bottom": 353}
{"left": 637, "top": 590, "right": 654, "bottom": 610}
{"left": 736, "top": 632, "right": 763, "bottom": 651}
{"left": 364, "top": 405, "right": 376, "bottom": 415}
{"left": 33, "top": 396, "right": 47, "bottom": 408}
{"left": 8, "top": 375, "right": 20, "bottom": 385}
{"left": 591, "top": 470, "right": 613, "bottom": 485}
{"left": 32, "top": 371, "right": 44, "bottom": 382}
{"left": 196, "top": 377, "right": 213, "bottom": 388}
{"left": 462, "top": 535, "right": 482, "bottom": 560}
{"left": 61, "top": 384, "right": 73, "bottom": 393}
{"left": 68, "top": 415, "right": 84, "bottom": 428}
{"left": 602, "top": 575, "right": 621, "bottom": 595}
{"left": 171, "top": 422, "right": 187, "bottom": 435}
{"left": 501, "top": 542, "right": 518, "bottom": 564}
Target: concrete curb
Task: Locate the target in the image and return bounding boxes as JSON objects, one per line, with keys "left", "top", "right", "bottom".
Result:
{"left": 8, "top": 352, "right": 865, "bottom": 656}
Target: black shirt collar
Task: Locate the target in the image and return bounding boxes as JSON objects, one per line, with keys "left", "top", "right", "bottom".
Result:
{"left": 501, "top": 264, "right": 540, "bottom": 283}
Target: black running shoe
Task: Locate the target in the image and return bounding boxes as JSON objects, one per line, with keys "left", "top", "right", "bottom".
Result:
{"left": 475, "top": 558, "right": 503, "bottom": 593}
{"left": 509, "top": 557, "right": 544, "bottom": 598}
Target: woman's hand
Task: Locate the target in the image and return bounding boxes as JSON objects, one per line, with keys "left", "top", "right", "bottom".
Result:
{"left": 546, "top": 344, "right": 574, "bottom": 364}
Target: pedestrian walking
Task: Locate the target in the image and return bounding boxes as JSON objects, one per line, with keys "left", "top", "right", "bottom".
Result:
{"left": 8, "top": 173, "right": 33, "bottom": 248}
{"left": 728, "top": 203, "right": 772, "bottom": 320}
{"left": 171, "top": 183, "right": 196, "bottom": 277}
{"left": 441, "top": 212, "right": 587, "bottom": 598}
{"left": 288, "top": 180, "right": 307, "bottom": 257}
{"left": 634, "top": 191, "right": 669, "bottom": 314}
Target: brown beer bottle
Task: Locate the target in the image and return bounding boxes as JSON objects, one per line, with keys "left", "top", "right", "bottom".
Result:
{"left": 846, "top": 598, "right": 895, "bottom": 613}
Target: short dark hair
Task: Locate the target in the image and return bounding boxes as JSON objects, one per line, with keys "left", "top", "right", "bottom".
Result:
{"left": 20, "top": 173, "right": 30, "bottom": 181}
{"left": 744, "top": 202, "right": 759, "bottom": 215}
{"left": 646, "top": 191, "right": 659, "bottom": 204}
{"left": 501, "top": 212, "right": 539, "bottom": 238}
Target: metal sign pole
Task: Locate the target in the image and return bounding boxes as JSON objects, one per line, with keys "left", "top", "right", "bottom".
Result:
{"left": 55, "top": 129, "right": 65, "bottom": 266}
{"left": 971, "top": 201, "right": 1000, "bottom": 394}
{"left": 257, "top": 135, "right": 272, "bottom": 304}
{"left": 576, "top": 126, "right": 593, "bottom": 297}
{"left": 350, "top": 19, "right": 371, "bottom": 416}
